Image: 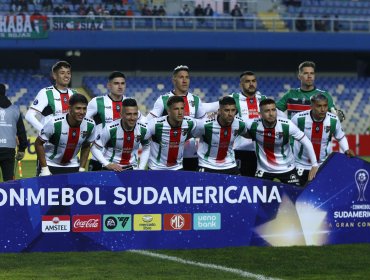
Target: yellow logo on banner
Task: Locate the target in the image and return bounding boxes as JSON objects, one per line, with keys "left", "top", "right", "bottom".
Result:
{"left": 134, "top": 214, "right": 162, "bottom": 231}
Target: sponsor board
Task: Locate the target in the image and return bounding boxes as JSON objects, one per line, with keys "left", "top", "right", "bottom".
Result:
{"left": 103, "top": 215, "right": 131, "bottom": 232}
{"left": 134, "top": 214, "right": 161, "bottom": 231}
{"left": 72, "top": 214, "right": 101, "bottom": 232}
{"left": 163, "top": 213, "right": 192, "bottom": 231}
{"left": 42, "top": 215, "right": 70, "bottom": 233}
{"left": 193, "top": 213, "right": 221, "bottom": 230}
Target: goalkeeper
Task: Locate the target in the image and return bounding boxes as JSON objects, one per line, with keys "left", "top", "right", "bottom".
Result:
{"left": 276, "top": 61, "right": 345, "bottom": 122}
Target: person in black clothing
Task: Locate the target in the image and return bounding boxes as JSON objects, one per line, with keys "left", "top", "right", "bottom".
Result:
{"left": 0, "top": 83, "right": 27, "bottom": 181}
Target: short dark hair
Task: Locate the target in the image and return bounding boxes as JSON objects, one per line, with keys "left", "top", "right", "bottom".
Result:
{"left": 52, "top": 61, "right": 71, "bottom": 73}
{"left": 69, "top": 94, "right": 88, "bottom": 106}
{"left": 298, "top": 61, "right": 316, "bottom": 73}
{"left": 0, "top": 83, "right": 6, "bottom": 96}
{"left": 310, "top": 93, "right": 328, "bottom": 103}
{"left": 122, "top": 98, "right": 137, "bottom": 107}
{"left": 108, "top": 71, "right": 126, "bottom": 81}
{"left": 173, "top": 65, "right": 189, "bottom": 75}
{"left": 167, "top": 95, "right": 184, "bottom": 108}
{"left": 219, "top": 96, "right": 236, "bottom": 106}
{"left": 259, "top": 98, "right": 276, "bottom": 108}
{"left": 239, "top": 71, "right": 255, "bottom": 79}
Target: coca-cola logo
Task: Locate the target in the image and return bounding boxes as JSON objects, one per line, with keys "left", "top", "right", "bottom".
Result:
{"left": 72, "top": 215, "right": 101, "bottom": 232}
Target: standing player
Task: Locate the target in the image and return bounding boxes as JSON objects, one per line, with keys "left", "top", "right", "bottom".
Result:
{"left": 276, "top": 61, "right": 345, "bottom": 121}
{"left": 246, "top": 98, "right": 318, "bottom": 185}
{"left": 194, "top": 96, "right": 247, "bottom": 175}
{"left": 0, "top": 84, "right": 27, "bottom": 181}
{"left": 91, "top": 98, "right": 150, "bottom": 171}
{"left": 292, "top": 93, "right": 355, "bottom": 185}
{"left": 232, "top": 71, "right": 267, "bottom": 177}
{"left": 35, "top": 94, "right": 96, "bottom": 176}
{"left": 147, "top": 65, "right": 206, "bottom": 171}
{"left": 143, "top": 96, "right": 196, "bottom": 171}
{"left": 25, "top": 61, "right": 78, "bottom": 132}
{"left": 86, "top": 71, "right": 145, "bottom": 171}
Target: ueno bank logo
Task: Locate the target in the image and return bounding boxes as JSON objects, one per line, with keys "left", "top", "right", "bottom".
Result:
{"left": 72, "top": 214, "right": 101, "bottom": 232}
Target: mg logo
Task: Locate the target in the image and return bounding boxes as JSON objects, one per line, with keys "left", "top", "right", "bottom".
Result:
{"left": 170, "top": 214, "right": 185, "bottom": 229}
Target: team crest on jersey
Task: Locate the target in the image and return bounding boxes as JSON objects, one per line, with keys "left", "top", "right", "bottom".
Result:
{"left": 233, "top": 129, "right": 239, "bottom": 136}
{"left": 82, "top": 131, "right": 88, "bottom": 138}
{"left": 33, "top": 99, "right": 39, "bottom": 105}
{"left": 248, "top": 98, "right": 254, "bottom": 104}
{"left": 325, "top": 126, "right": 331, "bottom": 133}
{"left": 277, "top": 132, "right": 283, "bottom": 139}
{"left": 182, "top": 128, "right": 188, "bottom": 136}
{"left": 116, "top": 105, "right": 121, "bottom": 112}
{"left": 189, "top": 100, "right": 195, "bottom": 107}
{"left": 63, "top": 96, "right": 68, "bottom": 104}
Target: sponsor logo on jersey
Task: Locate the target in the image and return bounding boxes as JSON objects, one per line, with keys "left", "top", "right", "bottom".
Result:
{"left": 134, "top": 214, "right": 161, "bottom": 231}
{"left": 42, "top": 215, "right": 70, "bottom": 233}
{"left": 193, "top": 213, "right": 221, "bottom": 230}
{"left": 103, "top": 214, "right": 132, "bottom": 231}
{"left": 72, "top": 214, "right": 101, "bottom": 232}
{"left": 164, "top": 213, "right": 192, "bottom": 231}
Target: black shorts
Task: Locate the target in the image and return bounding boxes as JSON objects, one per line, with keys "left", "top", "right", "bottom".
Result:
{"left": 296, "top": 168, "right": 310, "bottom": 186}
{"left": 48, "top": 166, "right": 79, "bottom": 175}
{"left": 235, "top": 150, "right": 257, "bottom": 177}
{"left": 182, "top": 158, "right": 198, "bottom": 171}
{"left": 255, "top": 168, "right": 300, "bottom": 186}
{"left": 198, "top": 166, "right": 241, "bottom": 176}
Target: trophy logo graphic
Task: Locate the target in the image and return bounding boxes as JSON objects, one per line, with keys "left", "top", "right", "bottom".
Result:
{"left": 355, "top": 169, "right": 369, "bottom": 202}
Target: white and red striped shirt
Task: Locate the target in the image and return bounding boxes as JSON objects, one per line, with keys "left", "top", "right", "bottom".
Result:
{"left": 246, "top": 117, "right": 305, "bottom": 173}
{"left": 92, "top": 119, "right": 149, "bottom": 168}
{"left": 194, "top": 117, "right": 247, "bottom": 170}
{"left": 291, "top": 110, "right": 348, "bottom": 169}
{"left": 39, "top": 114, "right": 96, "bottom": 167}
{"left": 145, "top": 116, "right": 196, "bottom": 170}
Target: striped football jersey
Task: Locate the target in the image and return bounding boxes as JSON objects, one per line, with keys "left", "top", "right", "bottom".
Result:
{"left": 39, "top": 113, "right": 96, "bottom": 167}
{"left": 195, "top": 116, "right": 247, "bottom": 170}
{"left": 94, "top": 119, "right": 149, "bottom": 168}
{"left": 246, "top": 117, "right": 305, "bottom": 173}
{"left": 145, "top": 116, "right": 196, "bottom": 170}
{"left": 30, "top": 86, "right": 77, "bottom": 125}
{"left": 291, "top": 110, "right": 345, "bottom": 169}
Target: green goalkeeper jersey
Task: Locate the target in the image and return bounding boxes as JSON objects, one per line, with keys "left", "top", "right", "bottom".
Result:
{"left": 276, "top": 87, "right": 335, "bottom": 119}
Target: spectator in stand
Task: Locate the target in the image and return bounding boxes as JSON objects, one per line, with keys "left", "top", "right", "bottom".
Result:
{"left": 95, "top": 4, "right": 104, "bottom": 15}
{"left": 231, "top": 4, "right": 243, "bottom": 17}
{"left": 110, "top": 4, "right": 119, "bottom": 15}
{"left": 77, "top": 4, "right": 87, "bottom": 15}
{"left": 194, "top": 4, "right": 204, "bottom": 16}
{"left": 53, "top": 4, "right": 63, "bottom": 15}
{"left": 62, "top": 4, "right": 71, "bottom": 15}
{"left": 180, "top": 4, "right": 191, "bottom": 16}
{"left": 295, "top": 12, "right": 307, "bottom": 31}
{"left": 158, "top": 5, "right": 166, "bottom": 16}
{"left": 41, "top": 0, "right": 53, "bottom": 13}
{"left": 152, "top": 5, "right": 158, "bottom": 16}
{"left": 204, "top": 3, "right": 213, "bottom": 16}
{"left": 141, "top": 4, "right": 152, "bottom": 16}
{"left": 126, "top": 6, "right": 133, "bottom": 16}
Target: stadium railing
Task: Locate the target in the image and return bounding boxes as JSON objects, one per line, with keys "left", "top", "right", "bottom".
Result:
{"left": 43, "top": 15, "right": 370, "bottom": 33}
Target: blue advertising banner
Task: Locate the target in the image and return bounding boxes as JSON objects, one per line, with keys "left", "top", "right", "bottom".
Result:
{"left": 0, "top": 153, "right": 369, "bottom": 253}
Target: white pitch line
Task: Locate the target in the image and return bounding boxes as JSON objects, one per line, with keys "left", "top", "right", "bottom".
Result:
{"left": 129, "top": 250, "right": 283, "bottom": 280}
